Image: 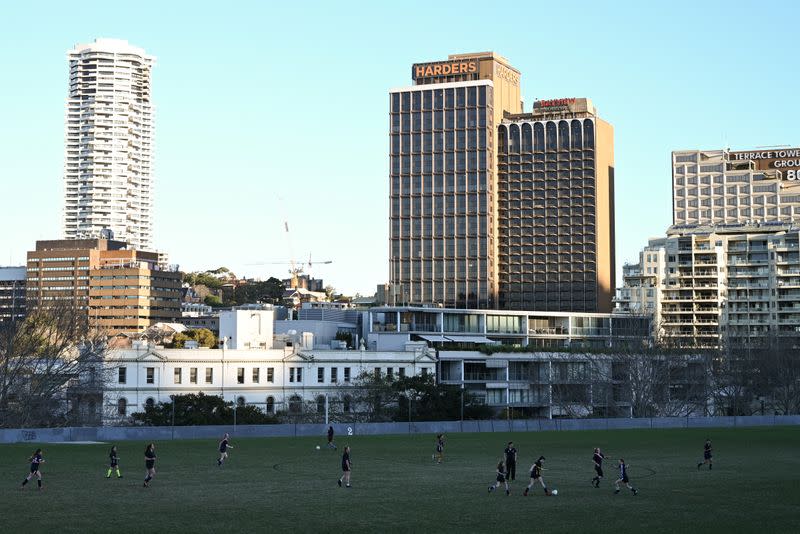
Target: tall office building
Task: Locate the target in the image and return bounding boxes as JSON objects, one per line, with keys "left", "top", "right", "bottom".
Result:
{"left": 672, "top": 147, "right": 800, "bottom": 227}
{"left": 497, "top": 98, "right": 616, "bottom": 312}
{"left": 63, "top": 39, "right": 155, "bottom": 251}
{"left": 0, "top": 267, "right": 26, "bottom": 325}
{"left": 389, "top": 52, "right": 522, "bottom": 308}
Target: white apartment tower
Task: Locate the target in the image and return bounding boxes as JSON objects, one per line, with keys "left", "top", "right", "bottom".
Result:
{"left": 63, "top": 39, "right": 155, "bottom": 251}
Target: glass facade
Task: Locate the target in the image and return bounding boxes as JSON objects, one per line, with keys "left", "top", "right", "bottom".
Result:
{"left": 497, "top": 118, "right": 600, "bottom": 312}
{"left": 389, "top": 81, "right": 495, "bottom": 308}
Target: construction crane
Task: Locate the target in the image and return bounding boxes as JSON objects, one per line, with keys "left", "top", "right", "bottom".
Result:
{"left": 248, "top": 222, "right": 332, "bottom": 288}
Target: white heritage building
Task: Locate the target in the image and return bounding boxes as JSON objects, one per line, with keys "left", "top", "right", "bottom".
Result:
{"left": 103, "top": 309, "right": 436, "bottom": 422}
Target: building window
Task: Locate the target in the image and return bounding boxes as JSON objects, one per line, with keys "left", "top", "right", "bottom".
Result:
{"left": 318, "top": 368, "right": 325, "bottom": 383}
{"left": 237, "top": 367, "right": 245, "bottom": 384}
{"left": 399, "top": 368, "right": 406, "bottom": 378}
{"left": 289, "top": 394, "right": 302, "bottom": 414}
{"left": 374, "top": 367, "right": 381, "bottom": 379}
{"left": 344, "top": 367, "right": 351, "bottom": 382}
{"left": 117, "top": 398, "right": 127, "bottom": 416}
{"left": 343, "top": 395, "right": 352, "bottom": 413}
{"left": 145, "top": 398, "right": 155, "bottom": 408}
{"left": 266, "top": 396, "right": 275, "bottom": 414}
{"left": 421, "top": 367, "right": 429, "bottom": 377}
{"left": 205, "top": 368, "right": 213, "bottom": 384}
{"left": 331, "top": 367, "right": 338, "bottom": 383}
{"left": 317, "top": 395, "right": 326, "bottom": 413}
{"left": 190, "top": 367, "right": 197, "bottom": 384}
{"left": 296, "top": 368, "right": 302, "bottom": 383}
{"left": 267, "top": 367, "right": 274, "bottom": 383}
{"left": 236, "top": 396, "right": 245, "bottom": 407}
{"left": 253, "top": 368, "right": 260, "bottom": 383}
{"left": 290, "top": 368, "right": 295, "bottom": 383}
{"left": 118, "top": 367, "right": 126, "bottom": 384}
{"left": 387, "top": 367, "right": 394, "bottom": 379}
{"left": 174, "top": 368, "right": 182, "bottom": 384}
{"left": 146, "top": 367, "right": 154, "bottom": 384}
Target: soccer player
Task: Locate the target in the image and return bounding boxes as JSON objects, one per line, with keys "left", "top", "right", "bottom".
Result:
{"left": 614, "top": 458, "right": 638, "bottom": 495}
{"left": 106, "top": 445, "right": 122, "bottom": 479}
{"left": 143, "top": 443, "right": 157, "bottom": 487}
{"left": 217, "top": 433, "right": 234, "bottom": 467}
{"left": 591, "top": 447, "right": 605, "bottom": 488}
{"left": 338, "top": 446, "right": 352, "bottom": 488}
{"left": 327, "top": 426, "right": 337, "bottom": 450}
{"left": 433, "top": 434, "right": 445, "bottom": 464}
{"left": 697, "top": 439, "right": 712, "bottom": 470}
{"left": 488, "top": 460, "right": 510, "bottom": 495}
{"left": 21, "top": 448, "right": 44, "bottom": 490}
{"left": 523, "top": 456, "right": 549, "bottom": 496}
{"left": 504, "top": 441, "right": 518, "bottom": 481}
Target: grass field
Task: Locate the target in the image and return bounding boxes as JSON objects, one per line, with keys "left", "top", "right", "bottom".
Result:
{"left": 1, "top": 426, "right": 798, "bottom": 533}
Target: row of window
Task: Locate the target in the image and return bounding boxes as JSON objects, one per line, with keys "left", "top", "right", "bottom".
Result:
{"left": 121, "top": 366, "right": 362, "bottom": 385}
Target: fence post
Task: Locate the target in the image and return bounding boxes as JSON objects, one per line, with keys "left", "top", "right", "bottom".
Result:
{"left": 171, "top": 397, "right": 175, "bottom": 441}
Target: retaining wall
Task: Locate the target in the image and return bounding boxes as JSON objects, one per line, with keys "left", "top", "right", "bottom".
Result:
{"left": 2, "top": 415, "right": 799, "bottom": 444}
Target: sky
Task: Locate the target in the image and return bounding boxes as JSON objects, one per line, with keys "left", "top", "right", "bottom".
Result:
{"left": 1, "top": 0, "right": 799, "bottom": 296}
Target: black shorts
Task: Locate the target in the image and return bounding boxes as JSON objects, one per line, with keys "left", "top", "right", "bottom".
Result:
{"left": 704, "top": 452, "right": 712, "bottom": 460}
{"left": 219, "top": 449, "right": 227, "bottom": 454}
{"left": 595, "top": 466, "right": 603, "bottom": 477}
{"left": 146, "top": 461, "right": 155, "bottom": 469}
{"left": 110, "top": 461, "right": 118, "bottom": 467}
{"left": 496, "top": 474, "right": 506, "bottom": 483}
{"left": 436, "top": 446, "right": 443, "bottom": 453}
{"left": 620, "top": 475, "right": 629, "bottom": 483}
{"left": 30, "top": 465, "right": 40, "bottom": 473}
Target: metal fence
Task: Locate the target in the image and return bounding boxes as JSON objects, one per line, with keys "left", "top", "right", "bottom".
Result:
{"left": 2, "top": 414, "right": 799, "bottom": 444}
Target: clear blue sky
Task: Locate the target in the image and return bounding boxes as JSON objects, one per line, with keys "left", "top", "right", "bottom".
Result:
{"left": 1, "top": 0, "right": 798, "bottom": 296}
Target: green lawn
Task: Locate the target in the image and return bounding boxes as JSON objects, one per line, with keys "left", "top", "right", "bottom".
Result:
{"left": 1, "top": 426, "right": 798, "bottom": 533}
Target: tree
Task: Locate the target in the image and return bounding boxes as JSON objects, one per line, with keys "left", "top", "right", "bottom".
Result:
{"left": 168, "top": 328, "right": 218, "bottom": 349}
{"left": 204, "top": 295, "right": 223, "bottom": 307}
{"left": 0, "top": 305, "right": 110, "bottom": 427}
{"left": 131, "top": 393, "right": 278, "bottom": 425}
{"left": 233, "top": 277, "right": 284, "bottom": 305}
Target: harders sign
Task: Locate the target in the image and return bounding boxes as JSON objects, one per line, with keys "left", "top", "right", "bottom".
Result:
{"left": 413, "top": 60, "right": 478, "bottom": 80}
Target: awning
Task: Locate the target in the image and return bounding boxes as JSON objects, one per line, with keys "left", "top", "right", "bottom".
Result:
{"left": 417, "top": 334, "right": 448, "bottom": 342}
{"left": 444, "top": 335, "right": 501, "bottom": 344}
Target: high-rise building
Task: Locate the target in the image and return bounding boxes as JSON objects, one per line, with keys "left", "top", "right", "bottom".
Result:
{"left": 0, "top": 267, "right": 26, "bottom": 325}
{"left": 26, "top": 239, "right": 180, "bottom": 335}
{"left": 497, "top": 98, "right": 616, "bottom": 312}
{"left": 389, "top": 52, "right": 522, "bottom": 308}
{"left": 671, "top": 147, "right": 800, "bottom": 227}
{"left": 622, "top": 222, "right": 800, "bottom": 349}
{"left": 63, "top": 39, "right": 155, "bottom": 251}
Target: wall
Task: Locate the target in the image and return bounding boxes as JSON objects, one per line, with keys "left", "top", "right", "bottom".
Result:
{"left": 2, "top": 415, "right": 799, "bottom": 444}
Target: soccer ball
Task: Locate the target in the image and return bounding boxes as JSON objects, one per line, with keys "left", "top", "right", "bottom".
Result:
{"left": 315, "top": 445, "right": 321, "bottom": 450}
{"left": 551, "top": 489, "right": 558, "bottom": 496}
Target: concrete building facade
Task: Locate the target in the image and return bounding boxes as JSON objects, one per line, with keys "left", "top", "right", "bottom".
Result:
{"left": 497, "top": 98, "right": 615, "bottom": 312}
{"left": 672, "top": 147, "right": 800, "bottom": 227}
{"left": 63, "top": 39, "right": 156, "bottom": 250}
{"left": 0, "top": 267, "right": 26, "bottom": 325}
{"left": 389, "top": 52, "right": 523, "bottom": 309}
{"left": 26, "top": 239, "right": 180, "bottom": 335}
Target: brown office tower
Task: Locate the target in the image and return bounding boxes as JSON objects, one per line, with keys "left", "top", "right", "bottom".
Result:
{"left": 497, "top": 98, "right": 615, "bottom": 312}
{"left": 26, "top": 239, "right": 181, "bottom": 335}
{"left": 389, "top": 52, "right": 522, "bottom": 308}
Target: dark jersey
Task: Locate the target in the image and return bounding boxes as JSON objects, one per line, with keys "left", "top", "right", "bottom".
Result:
{"left": 219, "top": 439, "right": 229, "bottom": 453}
{"left": 593, "top": 453, "right": 604, "bottom": 466}
{"left": 704, "top": 442, "right": 712, "bottom": 458}
{"left": 619, "top": 463, "right": 629, "bottom": 480}
{"left": 341, "top": 452, "right": 351, "bottom": 471}
{"left": 109, "top": 451, "right": 119, "bottom": 466}
{"left": 145, "top": 449, "right": 156, "bottom": 467}
{"left": 504, "top": 447, "right": 517, "bottom": 464}
{"left": 30, "top": 453, "right": 43, "bottom": 471}
{"left": 327, "top": 428, "right": 334, "bottom": 441}
{"left": 436, "top": 438, "right": 444, "bottom": 452}
{"left": 531, "top": 461, "right": 543, "bottom": 478}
